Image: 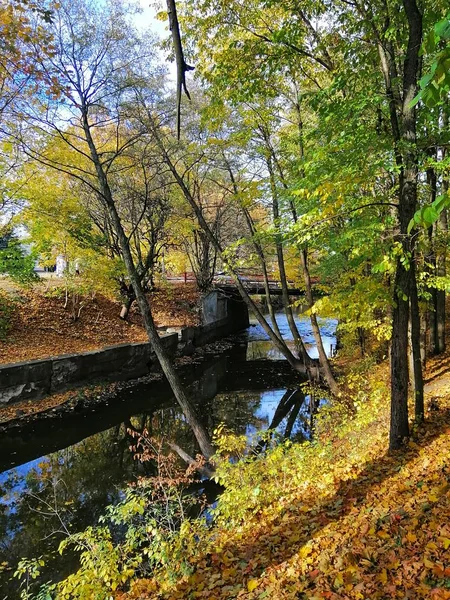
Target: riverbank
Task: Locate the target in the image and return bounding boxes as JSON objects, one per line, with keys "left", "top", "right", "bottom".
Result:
{"left": 118, "top": 358, "right": 450, "bottom": 600}
{"left": 0, "top": 282, "right": 200, "bottom": 364}
{"left": 5, "top": 311, "right": 450, "bottom": 599}
{"left": 0, "top": 337, "right": 237, "bottom": 430}
{"left": 0, "top": 288, "right": 250, "bottom": 406}
{"left": 0, "top": 317, "right": 315, "bottom": 599}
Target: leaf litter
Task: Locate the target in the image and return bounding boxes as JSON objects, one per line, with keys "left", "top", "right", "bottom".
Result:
{"left": 122, "top": 363, "right": 450, "bottom": 600}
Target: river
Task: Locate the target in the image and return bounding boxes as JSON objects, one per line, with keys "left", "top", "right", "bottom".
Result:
{"left": 0, "top": 312, "right": 336, "bottom": 598}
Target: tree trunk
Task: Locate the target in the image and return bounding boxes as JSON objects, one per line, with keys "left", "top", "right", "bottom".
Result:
{"left": 261, "top": 262, "right": 284, "bottom": 340}
{"left": 436, "top": 105, "right": 449, "bottom": 353}
{"left": 120, "top": 296, "right": 134, "bottom": 320}
{"left": 388, "top": 0, "right": 422, "bottom": 450}
{"left": 357, "top": 327, "right": 366, "bottom": 357}
{"left": 267, "top": 155, "right": 312, "bottom": 365}
{"left": 410, "top": 259, "right": 424, "bottom": 422}
{"left": 420, "top": 309, "right": 427, "bottom": 370}
{"left": 241, "top": 205, "right": 284, "bottom": 341}
{"left": 426, "top": 167, "right": 439, "bottom": 354}
{"left": 436, "top": 193, "right": 448, "bottom": 354}
{"left": 300, "top": 248, "right": 340, "bottom": 396}
{"left": 390, "top": 262, "right": 411, "bottom": 447}
{"left": 81, "top": 109, "right": 215, "bottom": 460}
{"left": 116, "top": 216, "right": 215, "bottom": 459}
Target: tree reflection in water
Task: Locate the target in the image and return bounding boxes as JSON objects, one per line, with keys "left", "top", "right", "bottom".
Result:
{"left": 0, "top": 337, "right": 328, "bottom": 597}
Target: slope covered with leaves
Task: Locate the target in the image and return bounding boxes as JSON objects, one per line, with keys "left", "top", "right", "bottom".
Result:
{"left": 0, "top": 283, "right": 200, "bottom": 364}
{"left": 124, "top": 366, "right": 450, "bottom": 600}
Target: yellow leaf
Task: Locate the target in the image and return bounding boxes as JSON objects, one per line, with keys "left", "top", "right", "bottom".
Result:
{"left": 406, "top": 532, "right": 417, "bottom": 543}
{"left": 247, "top": 579, "right": 259, "bottom": 592}
{"left": 377, "top": 530, "right": 390, "bottom": 539}
{"left": 440, "top": 537, "right": 450, "bottom": 549}
{"left": 222, "top": 568, "right": 236, "bottom": 579}
{"left": 299, "top": 545, "right": 312, "bottom": 558}
{"left": 377, "top": 568, "right": 387, "bottom": 584}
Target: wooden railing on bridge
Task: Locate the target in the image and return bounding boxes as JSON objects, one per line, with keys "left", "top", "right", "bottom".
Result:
{"left": 165, "top": 274, "right": 308, "bottom": 295}
{"left": 214, "top": 281, "right": 304, "bottom": 296}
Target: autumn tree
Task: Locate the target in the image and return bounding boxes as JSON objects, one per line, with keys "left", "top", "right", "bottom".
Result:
{"left": 137, "top": 97, "right": 320, "bottom": 379}
{"left": 177, "top": 0, "right": 450, "bottom": 447}
{"left": 0, "top": 1, "right": 58, "bottom": 239}
{"left": 13, "top": 0, "right": 214, "bottom": 459}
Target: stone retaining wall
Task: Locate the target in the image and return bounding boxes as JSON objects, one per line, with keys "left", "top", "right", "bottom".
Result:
{"left": 0, "top": 334, "right": 178, "bottom": 405}
{"left": 0, "top": 291, "right": 249, "bottom": 405}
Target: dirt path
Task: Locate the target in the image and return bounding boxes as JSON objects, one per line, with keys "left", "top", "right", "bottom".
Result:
{"left": 423, "top": 349, "right": 450, "bottom": 400}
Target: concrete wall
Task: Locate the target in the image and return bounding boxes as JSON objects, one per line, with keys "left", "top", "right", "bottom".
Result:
{"left": 0, "top": 334, "right": 178, "bottom": 405}
{"left": 0, "top": 292, "right": 249, "bottom": 405}
{"left": 202, "top": 291, "right": 227, "bottom": 324}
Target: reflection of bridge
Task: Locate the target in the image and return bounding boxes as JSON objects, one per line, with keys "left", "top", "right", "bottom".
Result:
{"left": 215, "top": 283, "right": 304, "bottom": 296}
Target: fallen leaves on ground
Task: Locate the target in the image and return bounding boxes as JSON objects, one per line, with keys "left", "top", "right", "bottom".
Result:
{"left": 125, "top": 390, "right": 450, "bottom": 600}
{"left": 0, "top": 282, "right": 200, "bottom": 365}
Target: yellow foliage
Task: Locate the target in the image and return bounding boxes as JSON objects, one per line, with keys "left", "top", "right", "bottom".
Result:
{"left": 123, "top": 360, "right": 450, "bottom": 600}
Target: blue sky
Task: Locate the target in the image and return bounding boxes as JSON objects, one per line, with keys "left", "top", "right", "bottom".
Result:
{"left": 137, "top": 1, "right": 177, "bottom": 80}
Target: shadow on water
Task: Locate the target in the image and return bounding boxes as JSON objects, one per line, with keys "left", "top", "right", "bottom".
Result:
{"left": 0, "top": 312, "right": 336, "bottom": 598}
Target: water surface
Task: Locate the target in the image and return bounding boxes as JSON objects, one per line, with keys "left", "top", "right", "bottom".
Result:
{"left": 0, "top": 311, "right": 336, "bottom": 597}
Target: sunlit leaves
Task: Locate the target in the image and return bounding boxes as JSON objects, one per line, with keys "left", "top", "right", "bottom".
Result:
{"left": 408, "top": 193, "right": 450, "bottom": 232}
{"left": 413, "top": 14, "right": 450, "bottom": 107}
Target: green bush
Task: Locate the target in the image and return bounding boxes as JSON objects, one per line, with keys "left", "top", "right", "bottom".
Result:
{"left": 0, "top": 234, "right": 38, "bottom": 286}
{"left": 17, "top": 437, "right": 207, "bottom": 599}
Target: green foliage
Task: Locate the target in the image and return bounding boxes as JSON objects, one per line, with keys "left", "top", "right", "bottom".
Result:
{"left": 25, "top": 372, "right": 389, "bottom": 598}
{"left": 0, "top": 234, "right": 38, "bottom": 285}
{"left": 30, "top": 439, "right": 207, "bottom": 598}
{"left": 408, "top": 192, "right": 450, "bottom": 232}
{"left": 13, "top": 557, "right": 51, "bottom": 600}
{"left": 56, "top": 526, "right": 129, "bottom": 598}
{"left": 413, "top": 14, "right": 450, "bottom": 107}
{"left": 209, "top": 368, "right": 388, "bottom": 529}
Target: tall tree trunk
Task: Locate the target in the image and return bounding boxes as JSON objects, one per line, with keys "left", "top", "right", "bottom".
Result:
{"left": 267, "top": 155, "right": 311, "bottom": 364}
{"left": 388, "top": 0, "right": 422, "bottom": 449}
{"left": 426, "top": 166, "right": 439, "bottom": 354}
{"left": 113, "top": 214, "right": 215, "bottom": 458}
{"left": 300, "top": 248, "right": 340, "bottom": 396}
{"left": 420, "top": 309, "right": 427, "bottom": 370}
{"left": 81, "top": 109, "right": 214, "bottom": 460}
{"left": 240, "top": 202, "right": 284, "bottom": 342}
{"left": 390, "top": 264, "right": 411, "bottom": 446}
{"left": 436, "top": 105, "right": 449, "bottom": 353}
{"left": 261, "top": 261, "right": 284, "bottom": 340}
{"left": 226, "top": 158, "right": 284, "bottom": 342}
{"left": 436, "top": 217, "right": 447, "bottom": 353}
{"left": 410, "top": 259, "right": 424, "bottom": 422}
